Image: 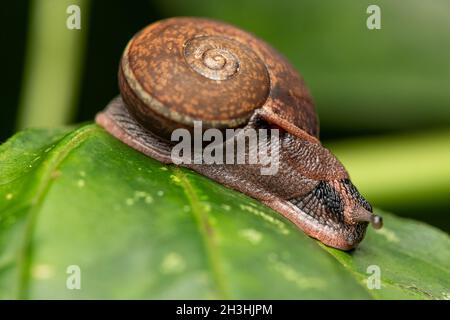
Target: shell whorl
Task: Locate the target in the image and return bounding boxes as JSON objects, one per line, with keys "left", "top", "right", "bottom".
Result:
{"left": 119, "top": 18, "right": 271, "bottom": 133}
{"left": 118, "top": 17, "right": 318, "bottom": 139}
{"left": 184, "top": 36, "right": 241, "bottom": 81}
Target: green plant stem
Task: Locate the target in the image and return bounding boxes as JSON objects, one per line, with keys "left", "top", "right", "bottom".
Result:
{"left": 17, "top": 0, "right": 90, "bottom": 130}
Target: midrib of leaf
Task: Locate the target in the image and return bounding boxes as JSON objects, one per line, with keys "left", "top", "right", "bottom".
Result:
{"left": 173, "top": 168, "right": 231, "bottom": 299}
{"left": 16, "top": 124, "right": 100, "bottom": 299}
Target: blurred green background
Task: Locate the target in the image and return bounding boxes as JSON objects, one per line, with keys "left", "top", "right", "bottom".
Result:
{"left": 1, "top": 0, "right": 449, "bottom": 231}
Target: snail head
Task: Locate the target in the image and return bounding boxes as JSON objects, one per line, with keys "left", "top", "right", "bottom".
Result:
{"left": 289, "top": 177, "right": 383, "bottom": 249}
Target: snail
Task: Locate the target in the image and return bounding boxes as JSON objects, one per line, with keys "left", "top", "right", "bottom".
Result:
{"left": 96, "top": 17, "right": 382, "bottom": 250}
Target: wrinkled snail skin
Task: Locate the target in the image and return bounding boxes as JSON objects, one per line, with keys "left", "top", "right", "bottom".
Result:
{"left": 96, "top": 17, "right": 383, "bottom": 250}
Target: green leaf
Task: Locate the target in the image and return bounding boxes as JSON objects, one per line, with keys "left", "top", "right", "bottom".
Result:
{"left": 323, "top": 214, "right": 450, "bottom": 299}
{"left": 0, "top": 124, "right": 448, "bottom": 299}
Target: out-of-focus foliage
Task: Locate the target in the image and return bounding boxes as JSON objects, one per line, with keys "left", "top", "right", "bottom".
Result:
{"left": 3, "top": 0, "right": 450, "bottom": 139}
{"left": 156, "top": 0, "right": 450, "bottom": 136}
{"left": 17, "top": 0, "right": 89, "bottom": 130}
{"left": 0, "top": 125, "right": 448, "bottom": 299}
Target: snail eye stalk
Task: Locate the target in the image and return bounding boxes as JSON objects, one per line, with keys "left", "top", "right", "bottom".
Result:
{"left": 354, "top": 207, "right": 383, "bottom": 229}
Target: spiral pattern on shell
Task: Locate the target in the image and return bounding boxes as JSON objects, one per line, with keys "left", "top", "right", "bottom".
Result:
{"left": 119, "top": 18, "right": 275, "bottom": 132}
{"left": 184, "top": 36, "right": 240, "bottom": 81}
{"left": 118, "top": 17, "right": 318, "bottom": 142}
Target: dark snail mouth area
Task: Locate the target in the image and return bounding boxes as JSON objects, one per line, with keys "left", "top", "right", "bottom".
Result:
{"left": 289, "top": 179, "right": 372, "bottom": 246}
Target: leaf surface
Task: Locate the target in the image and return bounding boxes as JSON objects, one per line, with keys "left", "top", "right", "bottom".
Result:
{"left": 0, "top": 125, "right": 448, "bottom": 299}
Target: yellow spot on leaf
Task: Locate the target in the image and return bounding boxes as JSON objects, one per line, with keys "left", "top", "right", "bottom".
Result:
{"left": 239, "top": 228, "right": 263, "bottom": 245}
{"left": 160, "top": 252, "right": 186, "bottom": 274}
{"left": 202, "top": 203, "right": 211, "bottom": 212}
{"left": 126, "top": 191, "right": 154, "bottom": 205}
{"left": 32, "top": 264, "right": 54, "bottom": 280}
{"left": 145, "top": 196, "right": 153, "bottom": 204}
{"left": 377, "top": 227, "right": 399, "bottom": 243}
{"left": 240, "top": 204, "right": 290, "bottom": 235}
{"left": 269, "top": 254, "right": 325, "bottom": 289}
{"left": 170, "top": 174, "right": 181, "bottom": 185}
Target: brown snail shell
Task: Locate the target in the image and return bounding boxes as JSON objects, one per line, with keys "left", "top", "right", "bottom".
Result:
{"left": 96, "top": 17, "right": 382, "bottom": 250}
{"left": 119, "top": 17, "right": 318, "bottom": 141}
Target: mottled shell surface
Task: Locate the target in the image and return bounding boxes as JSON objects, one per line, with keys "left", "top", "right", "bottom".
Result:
{"left": 119, "top": 17, "right": 319, "bottom": 138}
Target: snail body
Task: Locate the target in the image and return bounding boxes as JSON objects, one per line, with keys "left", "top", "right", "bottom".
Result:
{"left": 96, "top": 17, "right": 382, "bottom": 250}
